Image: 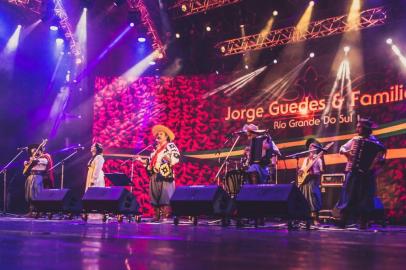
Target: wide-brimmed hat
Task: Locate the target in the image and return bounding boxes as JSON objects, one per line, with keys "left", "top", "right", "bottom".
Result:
{"left": 28, "top": 143, "right": 43, "bottom": 152}
{"left": 358, "top": 117, "right": 377, "bottom": 129}
{"left": 305, "top": 138, "right": 322, "bottom": 150}
{"left": 242, "top": 124, "right": 267, "bottom": 134}
{"left": 152, "top": 124, "right": 175, "bottom": 141}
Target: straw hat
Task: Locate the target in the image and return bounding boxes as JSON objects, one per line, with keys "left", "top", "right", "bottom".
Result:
{"left": 152, "top": 124, "right": 175, "bottom": 141}
{"left": 242, "top": 123, "right": 267, "bottom": 134}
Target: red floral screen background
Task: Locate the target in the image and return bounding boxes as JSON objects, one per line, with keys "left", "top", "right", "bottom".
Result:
{"left": 93, "top": 65, "right": 406, "bottom": 221}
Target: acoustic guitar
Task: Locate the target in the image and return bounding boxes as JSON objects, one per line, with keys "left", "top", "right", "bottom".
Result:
{"left": 23, "top": 139, "right": 48, "bottom": 176}
{"left": 297, "top": 142, "right": 334, "bottom": 186}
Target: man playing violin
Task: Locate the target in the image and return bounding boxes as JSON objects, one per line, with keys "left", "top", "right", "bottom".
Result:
{"left": 135, "top": 125, "right": 180, "bottom": 222}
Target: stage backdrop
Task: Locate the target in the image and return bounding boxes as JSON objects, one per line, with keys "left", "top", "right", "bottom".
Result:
{"left": 93, "top": 54, "right": 406, "bottom": 220}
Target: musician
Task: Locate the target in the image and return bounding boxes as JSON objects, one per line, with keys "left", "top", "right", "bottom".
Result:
{"left": 243, "top": 124, "right": 280, "bottom": 184}
{"left": 298, "top": 138, "right": 324, "bottom": 225}
{"left": 138, "top": 125, "right": 180, "bottom": 222}
{"left": 334, "top": 118, "right": 386, "bottom": 229}
{"left": 85, "top": 143, "right": 105, "bottom": 191}
{"left": 25, "top": 144, "right": 54, "bottom": 213}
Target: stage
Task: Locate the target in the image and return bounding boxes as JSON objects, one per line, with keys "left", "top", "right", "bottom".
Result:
{"left": 0, "top": 216, "right": 405, "bottom": 270}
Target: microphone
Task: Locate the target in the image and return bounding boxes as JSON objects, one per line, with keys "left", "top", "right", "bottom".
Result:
{"left": 233, "top": 130, "right": 247, "bottom": 135}
{"left": 17, "top": 146, "right": 28, "bottom": 151}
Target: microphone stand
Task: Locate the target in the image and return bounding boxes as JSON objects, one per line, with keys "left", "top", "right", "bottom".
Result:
{"left": 49, "top": 150, "right": 81, "bottom": 189}
{"left": 214, "top": 135, "right": 241, "bottom": 186}
{"left": 122, "top": 145, "right": 153, "bottom": 192}
{"left": 0, "top": 149, "right": 26, "bottom": 215}
{"left": 285, "top": 149, "right": 317, "bottom": 185}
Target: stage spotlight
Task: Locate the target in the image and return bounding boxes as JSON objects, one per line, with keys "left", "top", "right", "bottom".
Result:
{"left": 56, "top": 38, "right": 64, "bottom": 45}
{"left": 273, "top": 59, "right": 278, "bottom": 64}
{"left": 149, "top": 61, "right": 156, "bottom": 65}
{"left": 181, "top": 4, "right": 187, "bottom": 12}
{"left": 244, "top": 64, "right": 249, "bottom": 69}
{"left": 175, "top": 33, "right": 180, "bottom": 39}
{"left": 130, "top": 22, "right": 135, "bottom": 27}
{"left": 113, "top": 0, "right": 125, "bottom": 6}
{"left": 206, "top": 26, "right": 212, "bottom": 32}
{"left": 215, "top": 70, "right": 219, "bottom": 75}
{"left": 76, "top": 58, "right": 83, "bottom": 64}
{"left": 273, "top": 10, "right": 278, "bottom": 16}
{"left": 309, "top": 1, "right": 315, "bottom": 6}
{"left": 386, "top": 38, "right": 393, "bottom": 45}
{"left": 50, "top": 25, "right": 58, "bottom": 31}
{"left": 220, "top": 46, "right": 226, "bottom": 53}
{"left": 138, "top": 37, "right": 146, "bottom": 43}
{"left": 343, "top": 46, "right": 351, "bottom": 53}
{"left": 309, "top": 52, "right": 315, "bottom": 58}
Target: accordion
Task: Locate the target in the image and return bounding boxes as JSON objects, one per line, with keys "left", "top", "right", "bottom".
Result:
{"left": 249, "top": 135, "right": 268, "bottom": 165}
{"left": 345, "top": 137, "right": 386, "bottom": 173}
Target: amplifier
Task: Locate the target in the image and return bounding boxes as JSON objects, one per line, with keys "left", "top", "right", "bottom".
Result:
{"left": 321, "top": 173, "right": 345, "bottom": 187}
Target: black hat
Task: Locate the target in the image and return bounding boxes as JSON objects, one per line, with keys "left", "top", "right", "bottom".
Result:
{"left": 358, "top": 117, "right": 377, "bottom": 129}
{"left": 28, "top": 144, "right": 43, "bottom": 151}
{"left": 305, "top": 138, "right": 322, "bottom": 150}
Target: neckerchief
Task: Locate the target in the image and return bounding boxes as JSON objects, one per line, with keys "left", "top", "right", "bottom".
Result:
{"left": 151, "top": 143, "right": 168, "bottom": 168}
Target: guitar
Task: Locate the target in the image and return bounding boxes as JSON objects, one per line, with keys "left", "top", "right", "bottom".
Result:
{"left": 23, "top": 139, "right": 48, "bottom": 176}
{"left": 297, "top": 142, "right": 334, "bottom": 186}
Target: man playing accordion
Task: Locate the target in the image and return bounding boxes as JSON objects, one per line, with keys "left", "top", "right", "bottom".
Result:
{"left": 334, "top": 118, "right": 386, "bottom": 229}
{"left": 243, "top": 124, "right": 280, "bottom": 184}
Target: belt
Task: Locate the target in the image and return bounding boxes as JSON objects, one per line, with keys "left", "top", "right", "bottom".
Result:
{"left": 30, "top": 171, "right": 46, "bottom": 176}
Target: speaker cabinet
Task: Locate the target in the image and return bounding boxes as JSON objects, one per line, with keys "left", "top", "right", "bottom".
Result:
{"left": 82, "top": 187, "right": 140, "bottom": 214}
{"left": 321, "top": 186, "right": 342, "bottom": 211}
{"left": 235, "top": 184, "right": 311, "bottom": 219}
{"left": 170, "top": 185, "right": 231, "bottom": 217}
{"left": 31, "top": 189, "right": 80, "bottom": 213}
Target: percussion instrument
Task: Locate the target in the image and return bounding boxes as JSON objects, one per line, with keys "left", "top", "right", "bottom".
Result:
{"left": 223, "top": 170, "right": 245, "bottom": 198}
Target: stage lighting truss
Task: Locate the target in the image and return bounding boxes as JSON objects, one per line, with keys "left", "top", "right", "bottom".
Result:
{"left": 54, "top": 0, "right": 82, "bottom": 61}
{"left": 215, "top": 6, "right": 387, "bottom": 56}
{"left": 169, "top": 0, "right": 242, "bottom": 18}
{"left": 7, "top": 0, "right": 41, "bottom": 14}
{"left": 127, "top": 0, "right": 166, "bottom": 58}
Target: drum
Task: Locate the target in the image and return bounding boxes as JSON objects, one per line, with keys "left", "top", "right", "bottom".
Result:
{"left": 223, "top": 170, "right": 245, "bottom": 198}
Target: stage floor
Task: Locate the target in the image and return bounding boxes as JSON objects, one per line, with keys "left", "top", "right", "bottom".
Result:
{"left": 0, "top": 216, "right": 406, "bottom": 270}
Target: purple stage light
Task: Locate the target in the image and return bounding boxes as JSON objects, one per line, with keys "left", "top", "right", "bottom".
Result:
{"left": 138, "top": 37, "right": 146, "bottom": 43}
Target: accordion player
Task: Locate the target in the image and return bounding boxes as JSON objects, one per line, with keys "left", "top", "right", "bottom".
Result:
{"left": 344, "top": 137, "right": 386, "bottom": 173}
{"left": 334, "top": 118, "right": 386, "bottom": 229}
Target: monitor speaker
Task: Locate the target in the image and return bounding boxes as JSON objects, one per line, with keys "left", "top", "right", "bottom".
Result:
{"left": 170, "top": 185, "right": 231, "bottom": 217}
{"left": 235, "top": 184, "right": 311, "bottom": 219}
{"left": 31, "top": 189, "right": 81, "bottom": 213}
{"left": 82, "top": 187, "right": 140, "bottom": 214}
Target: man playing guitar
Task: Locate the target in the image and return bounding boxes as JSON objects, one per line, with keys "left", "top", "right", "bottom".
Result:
{"left": 298, "top": 138, "right": 325, "bottom": 225}
{"left": 24, "top": 140, "right": 54, "bottom": 215}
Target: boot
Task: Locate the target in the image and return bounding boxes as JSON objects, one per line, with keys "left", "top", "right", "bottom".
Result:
{"left": 152, "top": 206, "right": 161, "bottom": 222}
{"left": 311, "top": 212, "right": 320, "bottom": 226}
{"left": 162, "top": 205, "right": 172, "bottom": 219}
{"left": 359, "top": 214, "right": 369, "bottom": 230}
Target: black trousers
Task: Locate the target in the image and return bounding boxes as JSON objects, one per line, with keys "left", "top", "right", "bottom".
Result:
{"left": 334, "top": 171, "right": 376, "bottom": 219}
